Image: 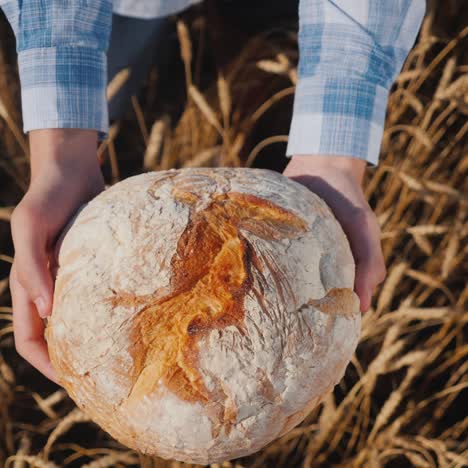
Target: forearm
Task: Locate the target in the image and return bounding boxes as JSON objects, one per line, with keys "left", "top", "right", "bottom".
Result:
{"left": 288, "top": 155, "right": 366, "bottom": 185}
{"left": 30, "top": 129, "right": 98, "bottom": 179}
{"left": 28, "top": 130, "right": 103, "bottom": 204}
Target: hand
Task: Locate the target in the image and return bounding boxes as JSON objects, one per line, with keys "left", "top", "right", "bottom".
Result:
{"left": 10, "top": 129, "right": 104, "bottom": 383}
{"left": 283, "top": 155, "right": 386, "bottom": 313}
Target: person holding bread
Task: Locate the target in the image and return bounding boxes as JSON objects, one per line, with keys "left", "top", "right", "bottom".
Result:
{"left": 0, "top": 0, "right": 425, "bottom": 383}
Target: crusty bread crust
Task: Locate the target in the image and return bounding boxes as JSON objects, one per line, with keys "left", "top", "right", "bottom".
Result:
{"left": 46, "top": 168, "right": 360, "bottom": 464}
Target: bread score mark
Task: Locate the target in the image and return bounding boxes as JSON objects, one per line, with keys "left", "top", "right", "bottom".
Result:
{"left": 306, "top": 288, "right": 359, "bottom": 319}
{"left": 112, "top": 189, "right": 308, "bottom": 418}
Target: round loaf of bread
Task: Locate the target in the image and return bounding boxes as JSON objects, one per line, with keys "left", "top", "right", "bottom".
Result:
{"left": 46, "top": 168, "right": 361, "bottom": 464}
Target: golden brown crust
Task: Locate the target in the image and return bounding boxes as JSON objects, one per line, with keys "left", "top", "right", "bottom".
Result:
{"left": 307, "top": 288, "right": 359, "bottom": 319}
{"left": 108, "top": 189, "right": 308, "bottom": 421}
{"left": 47, "top": 168, "right": 361, "bottom": 464}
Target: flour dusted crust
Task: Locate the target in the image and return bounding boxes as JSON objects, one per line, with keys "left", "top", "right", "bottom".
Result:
{"left": 46, "top": 168, "right": 361, "bottom": 464}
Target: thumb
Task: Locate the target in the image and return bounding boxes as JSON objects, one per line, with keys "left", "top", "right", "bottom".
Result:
{"left": 11, "top": 206, "right": 54, "bottom": 318}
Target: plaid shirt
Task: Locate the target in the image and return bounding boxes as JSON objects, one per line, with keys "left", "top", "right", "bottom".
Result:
{"left": 1, "top": 1, "right": 424, "bottom": 165}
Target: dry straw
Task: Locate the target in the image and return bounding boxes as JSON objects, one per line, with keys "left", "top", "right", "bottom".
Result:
{"left": 106, "top": 68, "right": 131, "bottom": 101}
{"left": 144, "top": 115, "right": 170, "bottom": 171}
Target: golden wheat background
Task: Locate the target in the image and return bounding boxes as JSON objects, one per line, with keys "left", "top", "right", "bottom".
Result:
{"left": 0, "top": 0, "right": 467, "bottom": 466}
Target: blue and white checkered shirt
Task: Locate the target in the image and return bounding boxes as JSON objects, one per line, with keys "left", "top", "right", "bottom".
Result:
{"left": 1, "top": 1, "right": 425, "bottom": 165}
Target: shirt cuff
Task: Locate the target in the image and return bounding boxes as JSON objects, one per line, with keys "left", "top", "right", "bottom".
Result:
{"left": 18, "top": 47, "right": 109, "bottom": 137}
{"left": 286, "top": 76, "right": 390, "bottom": 166}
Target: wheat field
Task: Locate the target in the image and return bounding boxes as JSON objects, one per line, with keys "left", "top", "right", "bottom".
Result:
{"left": 0, "top": 1, "right": 467, "bottom": 467}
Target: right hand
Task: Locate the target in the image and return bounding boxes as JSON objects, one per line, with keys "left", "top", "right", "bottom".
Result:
{"left": 10, "top": 129, "right": 104, "bottom": 383}
{"left": 284, "top": 155, "right": 386, "bottom": 313}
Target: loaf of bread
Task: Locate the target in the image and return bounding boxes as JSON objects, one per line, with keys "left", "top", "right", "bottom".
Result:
{"left": 46, "top": 168, "right": 361, "bottom": 464}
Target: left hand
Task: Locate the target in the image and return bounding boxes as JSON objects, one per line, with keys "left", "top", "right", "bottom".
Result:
{"left": 283, "top": 155, "right": 386, "bottom": 312}
{"left": 10, "top": 129, "right": 104, "bottom": 383}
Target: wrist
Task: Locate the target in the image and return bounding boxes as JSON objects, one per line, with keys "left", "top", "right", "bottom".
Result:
{"left": 289, "top": 154, "right": 366, "bottom": 185}
{"left": 29, "top": 129, "right": 99, "bottom": 182}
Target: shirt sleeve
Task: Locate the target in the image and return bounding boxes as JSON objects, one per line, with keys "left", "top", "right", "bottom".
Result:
{"left": 0, "top": 0, "right": 113, "bottom": 136}
{"left": 286, "top": 0, "right": 426, "bottom": 165}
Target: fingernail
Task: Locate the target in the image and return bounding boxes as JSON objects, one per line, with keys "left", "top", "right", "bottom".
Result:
{"left": 34, "top": 297, "right": 48, "bottom": 318}
{"left": 46, "top": 362, "right": 59, "bottom": 384}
